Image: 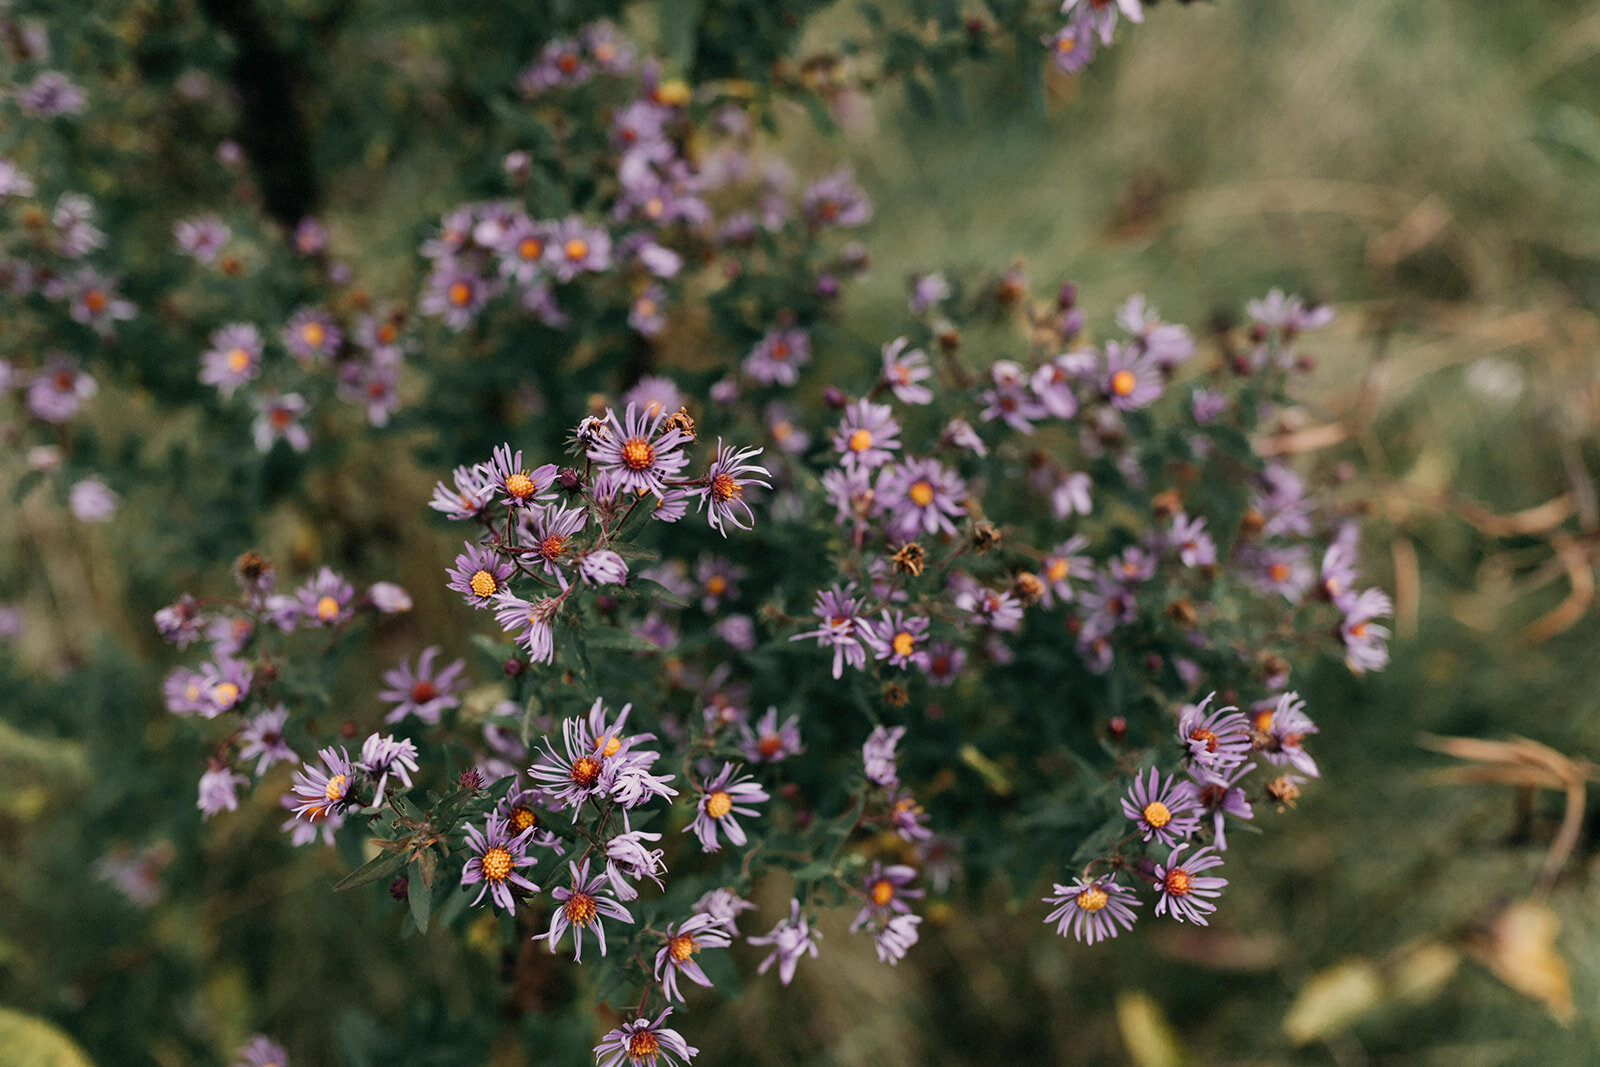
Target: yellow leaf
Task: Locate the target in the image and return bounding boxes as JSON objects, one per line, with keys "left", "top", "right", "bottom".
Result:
{"left": 1116, "top": 991, "right": 1184, "bottom": 1067}
{"left": 1469, "top": 900, "right": 1574, "bottom": 1024}
{"left": 1283, "top": 959, "right": 1383, "bottom": 1045}
{"left": 0, "top": 1006, "right": 96, "bottom": 1067}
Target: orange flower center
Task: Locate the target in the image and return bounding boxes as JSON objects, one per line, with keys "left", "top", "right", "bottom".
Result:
{"left": 315, "top": 595, "right": 341, "bottom": 621}
{"left": 563, "top": 892, "right": 597, "bottom": 925}
{"left": 705, "top": 575, "right": 728, "bottom": 596}
{"left": 594, "top": 735, "right": 622, "bottom": 758}
{"left": 847, "top": 428, "right": 873, "bottom": 453}
{"left": 621, "top": 438, "right": 654, "bottom": 471}
{"left": 1252, "top": 710, "right": 1274, "bottom": 733}
{"left": 626, "top": 1031, "right": 660, "bottom": 1060}
{"left": 1164, "top": 868, "right": 1192, "bottom": 896}
{"left": 1110, "top": 369, "right": 1137, "bottom": 397}
{"left": 891, "top": 632, "right": 915, "bottom": 657}
{"left": 480, "top": 846, "right": 513, "bottom": 882}
{"left": 411, "top": 681, "right": 438, "bottom": 703}
{"left": 539, "top": 534, "right": 568, "bottom": 560}
{"left": 212, "top": 682, "right": 240, "bottom": 708}
{"left": 570, "top": 756, "right": 602, "bottom": 786}
{"left": 509, "top": 805, "right": 537, "bottom": 833}
{"left": 556, "top": 52, "right": 579, "bottom": 74}
{"left": 563, "top": 237, "right": 589, "bottom": 261}
{"left": 504, "top": 471, "right": 536, "bottom": 499}
{"left": 1189, "top": 728, "right": 1219, "bottom": 753}
{"left": 518, "top": 237, "right": 543, "bottom": 261}
{"left": 908, "top": 480, "right": 934, "bottom": 507}
{"left": 1045, "top": 559, "right": 1069, "bottom": 583}
{"left": 1268, "top": 563, "right": 1291, "bottom": 583}
{"left": 1056, "top": 34, "right": 1077, "bottom": 54}
{"left": 301, "top": 321, "right": 326, "bottom": 347}
{"left": 83, "top": 289, "right": 107, "bottom": 313}
{"left": 870, "top": 880, "right": 894, "bottom": 906}
{"left": 324, "top": 773, "right": 347, "bottom": 803}
{"left": 226, "top": 348, "right": 251, "bottom": 372}
{"left": 757, "top": 735, "right": 783, "bottom": 758}
{"left": 447, "top": 281, "right": 472, "bottom": 307}
{"left": 771, "top": 340, "right": 790, "bottom": 360}
{"left": 705, "top": 791, "right": 733, "bottom": 819}
{"left": 1141, "top": 801, "right": 1172, "bottom": 828}
{"left": 669, "top": 934, "right": 697, "bottom": 962}
{"left": 711, "top": 473, "right": 741, "bottom": 502}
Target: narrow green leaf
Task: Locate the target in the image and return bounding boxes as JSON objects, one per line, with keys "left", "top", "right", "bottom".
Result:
{"left": 408, "top": 859, "right": 434, "bottom": 933}
{"left": 333, "top": 849, "right": 408, "bottom": 892}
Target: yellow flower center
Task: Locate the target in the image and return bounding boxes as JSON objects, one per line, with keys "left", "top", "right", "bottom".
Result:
{"left": 669, "top": 934, "right": 697, "bottom": 962}
{"left": 711, "top": 473, "right": 741, "bottom": 502}
{"left": 1141, "top": 801, "right": 1172, "bottom": 829}
{"left": 847, "top": 428, "right": 873, "bottom": 453}
{"left": 1164, "top": 868, "right": 1191, "bottom": 896}
{"left": 1252, "top": 710, "right": 1274, "bottom": 733}
{"left": 1110, "top": 369, "right": 1137, "bottom": 397}
{"left": 645, "top": 196, "right": 665, "bottom": 219}
{"left": 636, "top": 298, "right": 657, "bottom": 317}
{"left": 621, "top": 438, "right": 654, "bottom": 471}
{"left": 315, "top": 595, "right": 341, "bottom": 621}
{"left": 1190, "top": 728, "right": 1219, "bottom": 753}
{"left": 1056, "top": 34, "right": 1077, "bottom": 54}
{"left": 480, "top": 846, "right": 513, "bottom": 882}
{"left": 563, "top": 237, "right": 589, "bottom": 262}
{"left": 705, "top": 791, "right": 733, "bottom": 819}
{"left": 324, "top": 773, "right": 347, "bottom": 803}
{"left": 1046, "top": 559, "right": 1069, "bottom": 583}
{"left": 626, "top": 1031, "right": 661, "bottom": 1061}
{"left": 518, "top": 237, "right": 543, "bottom": 261}
{"left": 891, "top": 632, "right": 915, "bottom": 657}
{"left": 594, "top": 735, "right": 622, "bottom": 758}
{"left": 539, "top": 534, "right": 568, "bottom": 560}
{"left": 908, "top": 480, "right": 934, "bottom": 507}
{"left": 508, "top": 805, "right": 537, "bottom": 833}
{"left": 1076, "top": 886, "right": 1108, "bottom": 911}
{"left": 504, "top": 471, "right": 536, "bottom": 499}
{"left": 570, "top": 756, "right": 602, "bottom": 787}
{"left": 226, "top": 348, "right": 251, "bottom": 372}
{"left": 563, "top": 892, "right": 597, "bottom": 925}
{"left": 212, "top": 682, "right": 241, "bottom": 708}
{"left": 301, "top": 321, "right": 326, "bottom": 347}
{"left": 870, "top": 880, "right": 895, "bottom": 906}
{"left": 447, "top": 281, "right": 472, "bottom": 307}
{"left": 469, "top": 569, "right": 498, "bottom": 598}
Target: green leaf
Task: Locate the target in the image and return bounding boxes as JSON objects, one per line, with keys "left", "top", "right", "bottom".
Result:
{"left": 659, "top": 0, "right": 702, "bottom": 74}
{"left": 332, "top": 848, "right": 408, "bottom": 892}
{"left": 408, "top": 858, "right": 434, "bottom": 934}
{"left": 583, "top": 623, "right": 663, "bottom": 654}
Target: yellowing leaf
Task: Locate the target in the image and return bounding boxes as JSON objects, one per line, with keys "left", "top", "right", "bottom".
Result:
{"left": 0, "top": 1006, "right": 95, "bottom": 1067}
{"left": 1468, "top": 900, "right": 1574, "bottom": 1024}
{"left": 1115, "top": 991, "right": 1184, "bottom": 1067}
{"left": 1283, "top": 959, "right": 1383, "bottom": 1045}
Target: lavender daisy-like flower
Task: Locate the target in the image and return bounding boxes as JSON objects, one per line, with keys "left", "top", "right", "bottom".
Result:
{"left": 521, "top": 502, "right": 588, "bottom": 581}
{"left": 543, "top": 859, "right": 633, "bottom": 961}
{"left": 742, "top": 328, "right": 809, "bottom": 387}
{"left": 379, "top": 646, "right": 466, "bottom": 725}
{"left": 954, "top": 585, "right": 1025, "bottom": 633}
{"left": 295, "top": 567, "right": 354, "bottom": 627}
{"left": 979, "top": 360, "right": 1048, "bottom": 434}
{"left": 1044, "top": 876, "right": 1140, "bottom": 943}
{"left": 27, "top": 355, "right": 97, "bottom": 422}
{"left": 1062, "top": 0, "right": 1143, "bottom": 45}
{"left": 685, "top": 762, "right": 768, "bottom": 852}
{"left": 923, "top": 641, "right": 966, "bottom": 686}
{"left": 738, "top": 707, "right": 803, "bottom": 763}
{"left": 68, "top": 477, "right": 118, "bottom": 522}
{"left": 693, "top": 888, "right": 756, "bottom": 934}
{"left": 880, "top": 337, "right": 933, "bottom": 404}
{"left": 253, "top": 393, "right": 310, "bottom": 453}
{"left": 862, "top": 725, "right": 905, "bottom": 789}
{"left": 851, "top": 863, "right": 923, "bottom": 932}
{"left": 588, "top": 403, "right": 692, "bottom": 498}
{"left": 1176, "top": 694, "right": 1252, "bottom": 773}
{"left": 654, "top": 913, "right": 732, "bottom": 1003}
{"left": 484, "top": 443, "right": 559, "bottom": 508}
{"left": 462, "top": 811, "right": 539, "bottom": 912}
{"left": 1052, "top": 470, "right": 1093, "bottom": 519}
{"left": 1121, "top": 767, "right": 1202, "bottom": 846}
{"left": 1248, "top": 545, "right": 1314, "bottom": 603}
{"left": 1252, "top": 691, "right": 1320, "bottom": 777}
{"left": 1101, "top": 341, "right": 1162, "bottom": 410}
{"left": 908, "top": 272, "right": 951, "bottom": 314}
{"left": 420, "top": 264, "right": 496, "bottom": 329}
{"left": 1154, "top": 844, "right": 1227, "bottom": 925}
{"left": 288, "top": 746, "right": 357, "bottom": 822}
{"left": 198, "top": 767, "right": 247, "bottom": 818}
{"left": 283, "top": 306, "right": 340, "bottom": 365}
{"left": 1169, "top": 512, "right": 1216, "bottom": 568}
{"left": 1188, "top": 763, "right": 1254, "bottom": 850}
{"left": 238, "top": 705, "right": 296, "bottom": 775}
{"left": 231, "top": 1035, "right": 290, "bottom": 1067}
{"left": 199, "top": 323, "right": 263, "bottom": 398}
{"left": 359, "top": 734, "right": 419, "bottom": 804}
{"left": 832, "top": 399, "right": 900, "bottom": 471}
{"left": 579, "top": 549, "right": 628, "bottom": 587}
{"left": 594, "top": 1008, "right": 698, "bottom": 1067}
{"left": 493, "top": 593, "right": 559, "bottom": 664}
{"left": 545, "top": 216, "right": 612, "bottom": 282}
{"left": 790, "top": 583, "right": 869, "bottom": 679}
{"left": 1340, "top": 588, "right": 1393, "bottom": 674}
{"left": 198, "top": 656, "right": 253, "bottom": 716}
{"left": 447, "top": 542, "right": 513, "bottom": 607}
{"left": 750, "top": 899, "right": 821, "bottom": 986}
{"left": 603, "top": 823, "right": 666, "bottom": 902}
{"left": 871, "top": 913, "right": 923, "bottom": 965}
{"left": 174, "top": 214, "right": 231, "bottom": 264}
{"left": 889, "top": 788, "right": 932, "bottom": 842}
{"left": 17, "top": 71, "right": 86, "bottom": 118}
{"left": 801, "top": 166, "right": 871, "bottom": 228}
{"left": 878, "top": 458, "right": 967, "bottom": 541}
{"left": 861, "top": 610, "right": 929, "bottom": 668}
{"left": 1044, "top": 23, "right": 1096, "bottom": 73}
{"left": 693, "top": 439, "right": 770, "bottom": 536}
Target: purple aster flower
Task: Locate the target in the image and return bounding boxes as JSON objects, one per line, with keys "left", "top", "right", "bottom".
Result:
{"left": 862, "top": 725, "right": 905, "bottom": 789}
{"left": 765, "top": 401, "right": 811, "bottom": 453}
{"left": 1113, "top": 545, "right": 1158, "bottom": 584}
{"left": 861, "top": 610, "right": 929, "bottom": 668}
{"left": 628, "top": 284, "right": 668, "bottom": 337}
{"left": 751, "top": 899, "right": 822, "bottom": 986}
{"left": 0, "top": 159, "right": 34, "bottom": 198}
{"left": 287, "top": 746, "right": 356, "bottom": 822}
{"left": 1118, "top": 294, "right": 1195, "bottom": 370}
{"left": 430, "top": 463, "right": 497, "bottom": 521}
{"left": 174, "top": 214, "right": 230, "bottom": 264}
{"left": 880, "top": 337, "right": 934, "bottom": 404}
{"left": 693, "top": 438, "right": 771, "bottom": 536}
{"left": 544, "top": 216, "right": 612, "bottom": 281}
{"left": 1253, "top": 464, "right": 1314, "bottom": 538}
{"left": 685, "top": 762, "right": 768, "bottom": 852}
{"left": 292, "top": 217, "right": 327, "bottom": 255}
{"left": 1051, "top": 470, "right": 1093, "bottom": 519}
{"left": 379, "top": 646, "right": 466, "bottom": 725}
{"left": 739, "top": 707, "right": 803, "bottom": 763}
{"left": 197, "top": 656, "right": 252, "bottom": 717}
{"left": 1121, "top": 767, "right": 1202, "bottom": 846}
{"left": 872, "top": 912, "right": 923, "bottom": 965}
{"left": 1318, "top": 525, "right": 1361, "bottom": 601}
{"left": 295, "top": 567, "right": 354, "bottom": 627}
{"left": 1192, "top": 388, "right": 1227, "bottom": 424}
{"left": 1247, "top": 545, "right": 1314, "bottom": 603}
{"left": 821, "top": 465, "right": 875, "bottom": 527}
{"left": 447, "top": 542, "right": 513, "bottom": 607}
{"left": 462, "top": 811, "right": 540, "bottom": 912}
{"left": 695, "top": 555, "right": 742, "bottom": 611}
{"left": 68, "top": 477, "right": 118, "bottom": 522}
{"left": 979, "top": 360, "right": 1048, "bottom": 433}
{"left": 941, "top": 417, "right": 988, "bottom": 458}
{"left": 923, "top": 641, "right": 966, "bottom": 686}
{"left": 26, "top": 355, "right": 96, "bottom": 423}
{"left": 198, "top": 767, "right": 247, "bottom": 818}
{"left": 493, "top": 593, "right": 559, "bottom": 663}
{"left": 1253, "top": 692, "right": 1319, "bottom": 777}
{"left": 1101, "top": 341, "right": 1162, "bottom": 410}
{"left": 715, "top": 614, "right": 757, "bottom": 650}
{"left": 832, "top": 398, "right": 901, "bottom": 471}
{"left": 594, "top": 1008, "right": 698, "bottom": 1067}
{"left": 954, "top": 584, "right": 1025, "bottom": 633}
{"left": 1169, "top": 512, "right": 1217, "bottom": 567}
{"left": 603, "top": 822, "right": 666, "bottom": 902}
{"left": 1039, "top": 535, "right": 1091, "bottom": 607}
{"left": 283, "top": 306, "right": 340, "bottom": 366}
{"left": 420, "top": 263, "right": 496, "bottom": 329}
{"left": 200, "top": 323, "right": 263, "bottom": 398}
{"left": 693, "top": 888, "right": 755, "bottom": 934}
{"left": 17, "top": 71, "right": 86, "bottom": 117}
{"left": 520, "top": 502, "right": 588, "bottom": 582}
{"left": 1078, "top": 572, "right": 1138, "bottom": 639}
{"left": 1031, "top": 353, "right": 1093, "bottom": 419}
{"left": 528, "top": 699, "right": 671, "bottom": 811}
{"left": 519, "top": 38, "right": 593, "bottom": 95}
{"left": 801, "top": 166, "right": 871, "bottom": 228}
{"left": 588, "top": 403, "right": 692, "bottom": 498}
{"left": 878, "top": 458, "right": 967, "bottom": 540}
{"left": 655, "top": 913, "right": 731, "bottom": 1003}
{"left": 1188, "top": 763, "right": 1254, "bottom": 850}
{"left": 238, "top": 705, "right": 296, "bottom": 776}
{"left": 484, "top": 443, "right": 559, "bottom": 508}
{"left": 1247, "top": 288, "right": 1334, "bottom": 334}
{"left": 1044, "top": 876, "right": 1140, "bottom": 943}
{"left": 1062, "top": 0, "right": 1143, "bottom": 45}
{"left": 742, "top": 328, "right": 811, "bottom": 388}
{"left": 280, "top": 795, "right": 344, "bottom": 847}
{"left": 851, "top": 863, "right": 922, "bottom": 932}
{"left": 493, "top": 215, "right": 552, "bottom": 284}
{"left": 162, "top": 667, "right": 211, "bottom": 715}
{"left": 1177, "top": 694, "right": 1252, "bottom": 773}
{"left": 1154, "top": 844, "right": 1227, "bottom": 925}
{"left": 543, "top": 859, "right": 633, "bottom": 961}
{"left": 790, "top": 583, "right": 869, "bottom": 678}
{"left": 50, "top": 194, "right": 104, "bottom": 258}
{"left": 1044, "top": 22, "right": 1097, "bottom": 72}
{"left": 907, "top": 272, "right": 950, "bottom": 313}
{"left": 253, "top": 393, "right": 311, "bottom": 453}
{"left": 231, "top": 1035, "right": 290, "bottom": 1067}
{"left": 580, "top": 549, "right": 629, "bottom": 587}
{"left": 1340, "top": 588, "right": 1393, "bottom": 673}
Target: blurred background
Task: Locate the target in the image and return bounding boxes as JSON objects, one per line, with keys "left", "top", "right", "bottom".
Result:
{"left": 6, "top": 0, "right": 1600, "bottom": 1063}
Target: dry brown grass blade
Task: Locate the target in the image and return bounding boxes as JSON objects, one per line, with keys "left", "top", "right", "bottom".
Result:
{"left": 1254, "top": 422, "right": 1350, "bottom": 457}
{"left": 1392, "top": 536, "right": 1420, "bottom": 640}
{"left": 1518, "top": 538, "right": 1595, "bottom": 646}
